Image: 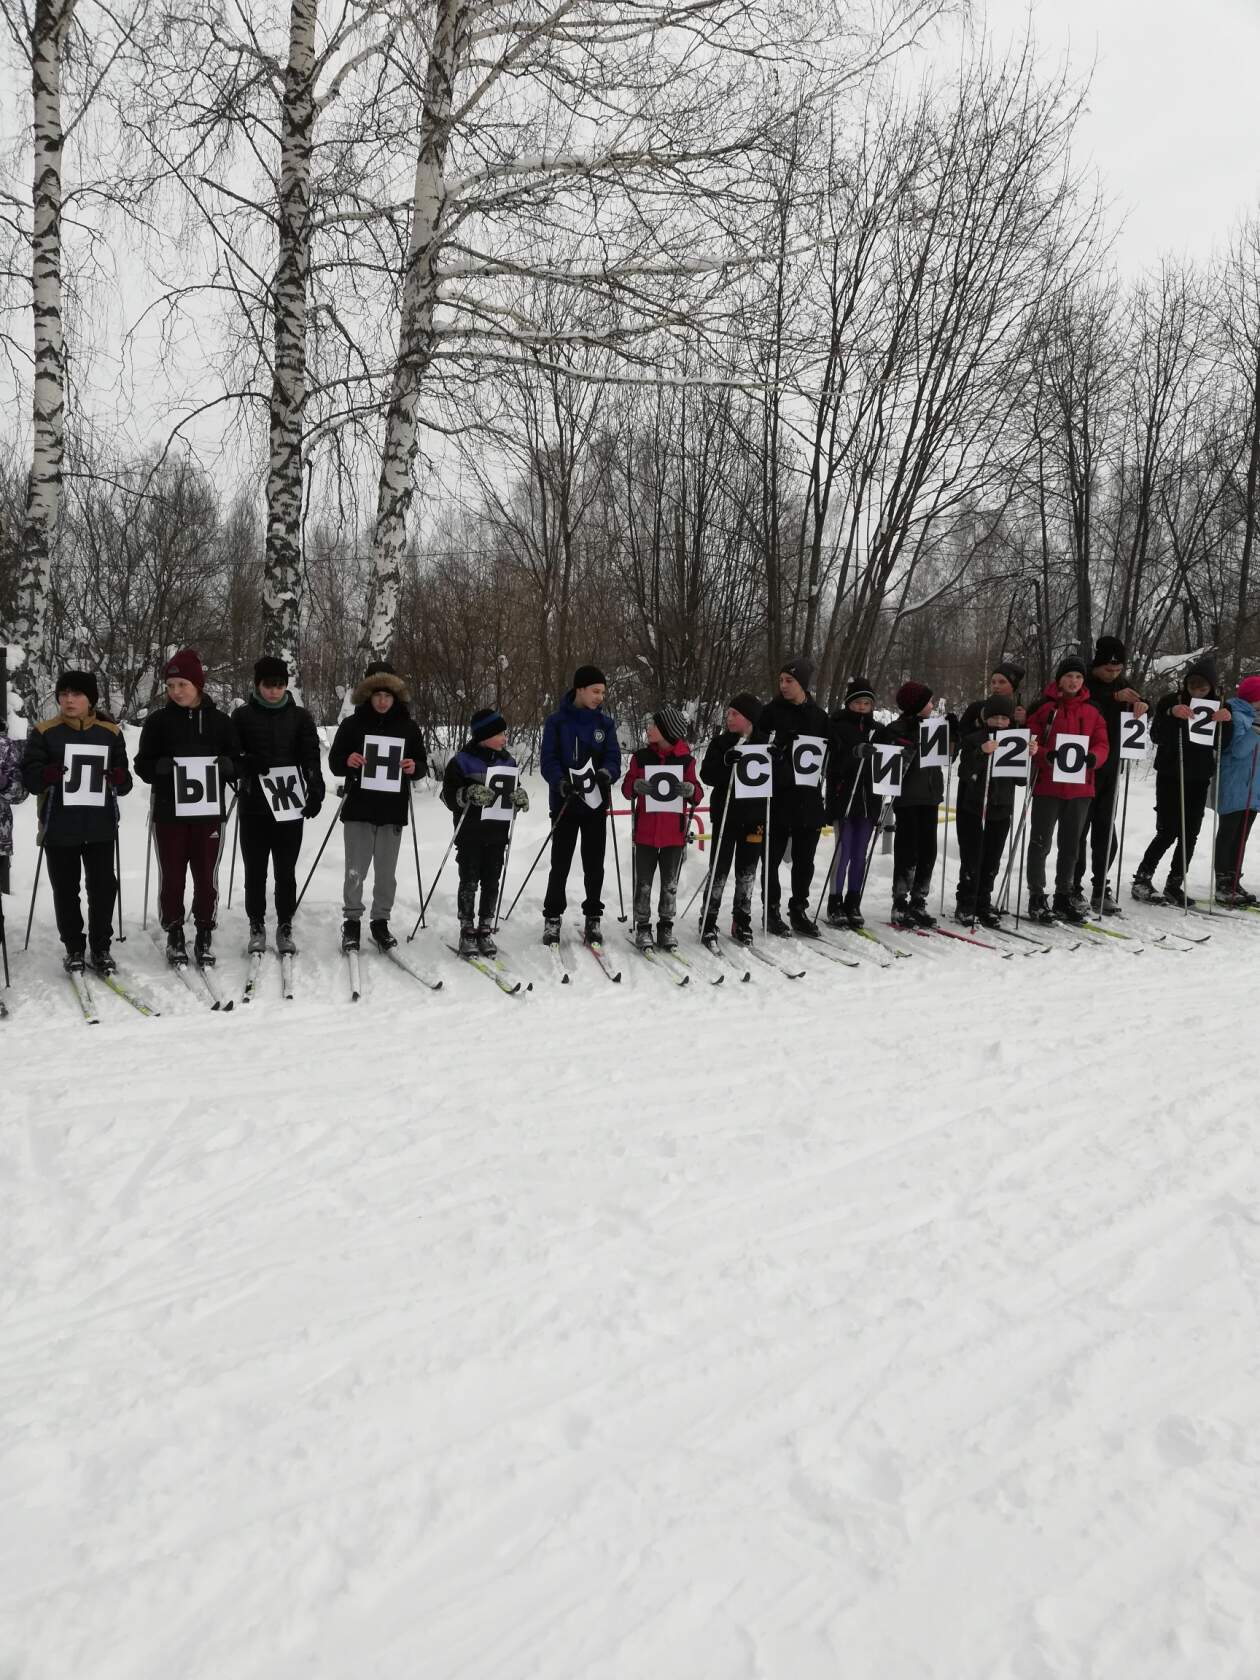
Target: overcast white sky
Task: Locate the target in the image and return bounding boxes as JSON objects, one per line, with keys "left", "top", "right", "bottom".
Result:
{"left": 968, "top": 0, "right": 1260, "bottom": 271}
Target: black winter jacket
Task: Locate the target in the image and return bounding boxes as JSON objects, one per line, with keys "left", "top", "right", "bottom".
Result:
{"left": 22, "top": 712, "right": 131, "bottom": 846}
{"left": 827, "top": 708, "right": 882, "bottom": 821}
{"left": 1149, "top": 687, "right": 1231, "bottom": 782}
{"left": 875, "top": 710, "right": 957, "bottom": 808}
{"left": 231, "top": 694, "right": 325, "bottom": 818}
{"left": 956, "top": 727, "right": 1018, "bottom": 817}
{"left": 1087, "top": 672, "right": 1145, "bottom": 776}
{"left": 751, "top": 693, "right": 830, "bottom": 823}
{"left": 328, "top": 700, "right": 427, "bottom": 827}
{"left": 134, "top": 694, "right": 241, "bottom": 822}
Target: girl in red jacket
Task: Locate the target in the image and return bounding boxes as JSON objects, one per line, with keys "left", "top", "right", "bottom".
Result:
{"left": 622, "top": 706, "right": 702, "bottom": 950}
{"left": 1024, "top": 655, "right": 1109, "bottom": 924}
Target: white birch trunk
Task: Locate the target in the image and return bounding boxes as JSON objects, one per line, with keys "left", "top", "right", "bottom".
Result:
{"left": 13, "top": 0, "right": 76, "bottom": 721}
{"left": 261, "top": 0, "right": 318, "bottom": 698}
{"left": 357, "top": 0, "right": 470, "bottom": 667}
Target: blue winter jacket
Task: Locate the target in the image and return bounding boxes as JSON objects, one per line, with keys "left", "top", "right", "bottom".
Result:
{"left": 540, "top": 691, "right": 622, "bottom": 813}
{"left": 1215, "top": 698, "right": 1260, "bottom": 813}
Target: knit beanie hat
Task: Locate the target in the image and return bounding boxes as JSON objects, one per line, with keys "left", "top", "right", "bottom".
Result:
{"left": 254, "top": 655, "right": 289, "bottom": 688}
{"left": 1056, "top": 653, "right": 1087, "bottom": 681}
{"left": 983, "top": 694, "right": 1015, "bottom": 722}
{"left": 994, "top": 661, "right": 1025, "bottom": 688}
{"left": 56, "top": 669, "right": 99, "bottom": 708}
{"left": 727, "top": 691, "right": 762, "bottom": 728}
{"left": 163, "top": 648, "right": 205, "bottom": 691}
{"left": 1185, "top": 656, "right": 1217, "bottom": 690}
{"left": 845, "top": 676, "right": 876, "bottom": 704}
{"left": 780, "top": 655, "right": 816, "bottom": 692}
{"left": 1236, "top": 675, "right": 1260, "bottom": 705}
{"left": 653, "top": 704, "right": 688, "bottom": 745}
{"left": 896, "top": 680, "right": 933, "bottom": 714}
{"left": 470, "top": 706, "right": 506, "bottom": 743}
{"left": 1093, "top": 635, "right": 1126, "bottom": 666}
{"left": 573, "top": 664, "right": 606, "bottom": 690}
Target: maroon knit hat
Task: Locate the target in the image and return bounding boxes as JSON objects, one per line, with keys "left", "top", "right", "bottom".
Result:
{"left": 163, "top": 648, "right": 206, "bottom": 691}
{"left": 896, "top": 680, "right": 933, "bottom": 714}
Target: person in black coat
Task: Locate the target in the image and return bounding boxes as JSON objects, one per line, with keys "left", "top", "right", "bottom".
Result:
{"left": 134, "top": 648, "right": 242, "bottom": 965}
{"left": 21, "top": 670, "right": 131, "bottom": 971}
{"left": 825, "top": 676, "right": 881, "bottom": 928}
{"left": 1074, "top": 635, "right": 1148, "bottom": 912}
{"left": 697, "top": 691, "right": 762, "bottom": 943}
{"left": 872, "top": 680, "right": 956, "bottom": 929}
{"left": 750, "top": 657, "right": 830, "bottom": 936}
{"left": 954, "top": 694, "right": 1024, "bottom": 926}
{"left": 956, "top": 661, "right": 1026, "bottom": 739}
{"left": 1132, "top": 655, "right": 1231, "bottom": 905}
{"left": 441, "top": 706, "right": 528, "bottom": 957}
{"left": 327, "top": 663, "right": 427, "bottom": 950}
{"left": 231, "top": 656, "right": 326, "bottom": 954}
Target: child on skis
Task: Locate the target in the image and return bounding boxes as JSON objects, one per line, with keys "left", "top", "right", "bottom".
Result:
{"left": 954, "top": 694, "right": 1034, "bottom": 927}
{"left": 441, "top": 706, "right": 529, "bottom": 957}
{"left": 1132, "top": 656, "right": 1231, "bottom": 907}
{"left": 698, "top": 691, "right": 762, "bottom": 946}
{"left": 751, "top": 656, "right": 830, "bottom": 937}
{"left": 826, "top": 677, "right": 880, "bottom": 930}
{"left": 540, "top": 665, "right": 622, "bottom": 947}
{"left": 1212, "top": 674, "right": 1260, "bottom": 906}
{"left": 622, "top": 705, "right": 702, "bottom": 950}
{"left": 1023, "top": 655, "right": 1109, "bottom": 925}
{"left": 232, "top": 655, "right": 325, "bottom": 956}
{"left": 21, "top": 671, "right": 131, "bottom": 974}
{"left": 134, "top": 648, "right": 242, "bottom": 967}
{"left": 0, "top": 715, "right": 28, "bottom": 900}
{"left": 328, "top": 663, "right": 427, "bottom": 953}
{"left": 874, "top": 680, "right": 954, "bottom": 930}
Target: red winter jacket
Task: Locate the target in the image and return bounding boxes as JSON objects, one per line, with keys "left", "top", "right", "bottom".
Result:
{"left": 1026, "top": 682, "right": 1110, "bottom": 800}
{"left": 622, "top": 740, "right": 702, "bottom": 847}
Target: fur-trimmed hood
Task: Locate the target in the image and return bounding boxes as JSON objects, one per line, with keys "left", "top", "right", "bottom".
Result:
{"left": 351, "top": 671, "right": 410, "bottom": 708}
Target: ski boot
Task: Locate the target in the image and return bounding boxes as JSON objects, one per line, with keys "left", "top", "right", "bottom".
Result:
{"left": 1052, "top": 891, "right": 1086, "bottom": 925}
{"left": 1130, "top": 871, "right": 1158, "bottom": 903}
{"left": 1214, "top": 874, "right": 1255, "bottom": 907}
{"left": 824, "top": 893, "right": 846, "bottom": 929}
{"left": 765, "top": 907, "right": 791, "bottom": 937}
{"left": 194, "top": 927, "right": 215, "bottom": 967}
{"left": 729, "top": 912, "right": 754, "bottom": 947}
{"left": 341, "top": 917, "right": 361, "bottom": 953}
{"left": 542, "top": 916, "right": 562, "bottom": 947}
{"left": 844, "top": 892, "right": 865, "bottom": 930}
{"left": 1028, "top": 893, "right": 1054, "bottom": 925}
{"left": 369, "top": 918, "right": 397, "bottom": 951}
{"left": 1162, "top": 878, "right": 1196, "bottom": 908}
{"left": 276, "top": 922, "right": 297, "bottom": 956}
{"left": 1067, "top": 885, "right": 1089, "bottom": 918}
{"left": 165, "top": 924, "right": 188, "bottom": 965}
{"left": 582, "top": 916, "right": 604, "bottom": 946}
{"left": 475, "top": 924, "right": 498, "bottom": 958}
{"left": 63, "top": 945, "right": 86, "bottom": 974}
{"left": 655, "top": 920, "right": 678, "bottom": 952}
{"left": 954, "top": 900, "right": 977, "bottom": 927}
{"left": 699, "top": 909, "right": 719, "bottom": 947}
{"left": 907, "top": 895, "right": 936, "bottom": 929}
{"left": 789, "top": 903, "right": 820, "bottom": 939}
{"left": 458, "top": 925, "right": 479, "bottom": 958}
{"left": 976, "top": 904, "right": 1003, "bottom": 930}
{"left": 89, "top": 945, "right": 117, "bottom": 976}
{"left": 891, "top": 894, "right": 914, "bottom": 930}
{"left": 248, "top": 919, "right": 267, "bottom": 954}
{"left": 632, "top": 921, "right": 654, "bottom": 950}
{"left": 1090, "top": 886, "right": 1122, "bottom": 917}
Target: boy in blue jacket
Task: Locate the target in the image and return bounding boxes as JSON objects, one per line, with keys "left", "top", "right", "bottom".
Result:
{"left": 539, "top": 664, "right": 621, "bottom": 945}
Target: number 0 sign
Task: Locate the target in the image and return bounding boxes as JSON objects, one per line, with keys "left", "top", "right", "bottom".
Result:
{"left": 1051, "top": 733, "right": 1090, "bottom": 785}
{"left": 644, "top": 764, "right": 684, "bottom": 812}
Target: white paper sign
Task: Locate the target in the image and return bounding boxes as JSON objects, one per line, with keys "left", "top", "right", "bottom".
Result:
{"left": 174, "top": 755, "right": 222, "bottom": 817}
{"left": 919, "top": 718, "right": 950, "bottom": 769}
{"left": 261, "top": 763, "right": 306, "bottom": 822}
{"left": 1051, "top": 732, "right": 1090, "bottom": 785}
{"left": 791, "top": 734, "right": 827, "bottom": 788}
{"left": 870, "top": 742, "right": 904, "bottom": 795}
{"left": 482, "top": 763, "right": 518, "bottom": 824}
{"left": 61, "top": 743, "right": 109, "bottom": 807}
{"left": 568, "top": 759, "right": 605, "bottom": 811}
{"left": 731, "top": 743, "right": 773, "bottom": 800}
{"left": 643, "top": 763, "right": 684, "bottom": 812}
{"left": 1118, "top": 712, "right": 1150, "bottom": 761}
{"left": 991, "top": 729, "right": 1031, "bottom": 781}
{"left": 360, "top": 733, "right": 404, "bottom": 793}
{"left": 1188, "top": 698, "right": 1218, "bottom": 747}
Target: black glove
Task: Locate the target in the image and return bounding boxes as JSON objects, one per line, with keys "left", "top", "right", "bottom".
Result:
{"left": 723, "top": 747, "right": 741, "bottom": 766}
{"left": 215, "top": 755, "right": 235, "bottom": 778}
{"left": 632, "top": 777, "right": 650, "bottom": 796}
{"left": 594, "top": 767, "right": 612, "bottom": 790}
{"left": 153, "top": 756, "right": 174, "bottom": 777}
{"left": 854, "top": 743, "right": 875, "bottom": 761}
{"left": 1085, "top": 753, "right": 1098, "bottom": 769}
{"left": 304, "top": 789, "right": 324, "bottom": 819}
{"left": 559, "top": 774, "right": 579, "bottom": 799}
{"left": 1044, "top": 748, "right": 1057, "bottom": 767}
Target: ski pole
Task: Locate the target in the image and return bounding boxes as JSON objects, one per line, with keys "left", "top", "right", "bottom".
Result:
{"left": 1212, "top": 728, "right": 1226, "bottom": 914}
{"left": 294, "top": 791, "right": 346, "bottom": 911}
{"left": 0, "top": 899, "right": 9, "bottom": 988}
{"left": 491, "top": 800, "right": 521, "bottom": 932}
{"left": 408, "top": 784, "right": 425, "bottom": 924}
{"left": 1230, "top": 738, "right": 1259, "bottom": 903}
{"left": 1177, "top": 731, "right": 1188, "bottom": 917}
{"left": 1113, "top": 764, "right": 1132, "bottom": 905}
{"left": 409, "top": 804, "right": 470, "bottom": 939}
{"left": 226, "top": 797, "right": 240, "bottom": 909}
{"left": 812, "top": 756, "right": 866, "bottom": 923}
{"left": 694, "top": 775, "right": 737, "bottom": 926}
{"left": 607, "top": 788, "right": 627, "bottom": 923}
{"left": 142, "top": 811, "right": 153, "bottom": 929}
{"left": 970, "top": 751, "right": 993, "bottom": 932}
{"left": 503, "top": 797, "right": 572, "bottom": 921}
{"left": 23, "top": 842, "right": 43, "bottom": 951}
{"left": 938, "top": 745, "right": 954, "bottom": 918}
{"left": 1100, "top": 748, "right": 1124, "bottom": 906}
{"left": 761, "top": 794, "right": 772, "bottom": 934}
{"left": 113, "top": 815, "right": 126, "bottom": 943}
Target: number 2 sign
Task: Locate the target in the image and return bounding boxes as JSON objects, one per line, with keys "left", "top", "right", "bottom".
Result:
{"left": 991, "top": 729, "right": 1030, "bottom": 780}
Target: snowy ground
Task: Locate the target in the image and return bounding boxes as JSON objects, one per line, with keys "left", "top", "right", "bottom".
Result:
{"left": 4, "top": 748, "right": 1260, "bottom": 1678}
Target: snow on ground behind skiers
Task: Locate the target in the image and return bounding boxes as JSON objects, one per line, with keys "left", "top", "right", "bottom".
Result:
{"left": 4, "top": 759, "right": 1260, "bottom": 1677}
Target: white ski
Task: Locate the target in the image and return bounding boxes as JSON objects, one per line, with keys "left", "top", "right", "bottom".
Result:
{"left": 346, "top": 949, "right": 362, "bottom": 1000}
{"left": 382, "top": 945, "right": 444, "bottom": 991}
{"left": 280, "top": 954, "right": 295, "bottom": 998}
{"left": 242, "top": 951, "right": 265, "bottom": 1002}
{"left": 67, "top": 967, "right": 100, "bottom": 1024}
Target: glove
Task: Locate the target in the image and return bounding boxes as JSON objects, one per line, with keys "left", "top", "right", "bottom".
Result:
{"left": 303, "top": 789, "right": 324, "bottom": 819}
{"left": 854, "top": 743, "right": 875, "bottom": 761}
{"left": 469, "top": 785, "right": 496, "bottom": 807}
{"left": 1043, "top": 748, "right": 1057, "bottom": 767}
{"left": 108, "top": 766, "right": 127, "bottom": 787}
{"left": 593, "top": 767, "right": 613, "bottom": 790}
{"left": 1085, "top": 753, "right": 1098, "bottom": 769}
{"left": 684, "top": 782, "right": 701, "bottom": 804}
{"left": 723, "top": 747, "right": 741, "bottom": 766}
{"left": 42, "top": 763, "right": 65, "bottom": 784}
{"left": 559, "top": 773, "right": 579, "bottom": 799}
{"left": 512, "top": 786, "right": 530, "bottom": 811}
{"left": 632, "top": 777, "right": 651, "bottom": 796}
{"left": 153, "top": 756, "right": 174, "bottom": 777}
{"left": 215, "top": 755, "right": 235, "bottom": 777}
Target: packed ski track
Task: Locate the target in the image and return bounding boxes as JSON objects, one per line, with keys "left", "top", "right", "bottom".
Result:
{"left": 5, "top": 749, "right": 1260, "bottom": 1679}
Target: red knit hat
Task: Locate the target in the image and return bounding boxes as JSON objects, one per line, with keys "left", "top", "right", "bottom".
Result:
{"left": 1236, "top": 675, "right": 1260, "bottom": 706}
{"left": 896, "top": 680, "right": 933, "bottom": 714}
{"left": 163, "top": 648, "right": 205, "bottom": 691}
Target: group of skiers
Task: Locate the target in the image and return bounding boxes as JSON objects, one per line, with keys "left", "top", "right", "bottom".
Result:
{"left": 2, "top": 640, "right": 1260, "bottom": 984}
